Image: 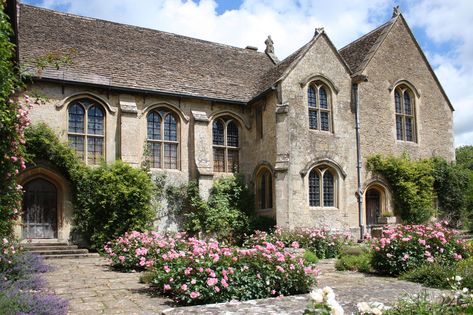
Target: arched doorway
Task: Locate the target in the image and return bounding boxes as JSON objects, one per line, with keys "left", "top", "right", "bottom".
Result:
{"left": 22, "top": 178, "right": 58, "bottom": 239}
{"left": 365, "top": 188, "right": 381, "bottom": 226}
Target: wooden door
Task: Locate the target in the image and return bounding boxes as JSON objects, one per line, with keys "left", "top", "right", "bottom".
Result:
{"left": 22, "top": 178, "right": 57, "bottom": 239}
{"left": 366, "top": 189, "right": 380, "bottom": 226}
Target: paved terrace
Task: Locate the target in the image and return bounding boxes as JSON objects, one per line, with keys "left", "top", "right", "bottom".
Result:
{"left": 44, "top": 258, "right": 445, "bottom": 314}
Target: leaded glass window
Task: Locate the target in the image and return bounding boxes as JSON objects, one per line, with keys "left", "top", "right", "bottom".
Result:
{"left": 146, "top": 109, "right": 179, "bottom": 169}
{"left": 212, "top": 118, "right": 240, "bottom": 173}
{"left": 308, "top": 83, "right": 332, "bottom": 132}
{"left": 68, "top": 99, "right": 105, "bottom": 165}
{"left": 394, "top": 86, "right": 416, "bottom": 142}
{"left": 256, "top": 167, "right": 273, "bottom": 210}
{"left": 309, "top": 167, "right": 337, "bottom": 208}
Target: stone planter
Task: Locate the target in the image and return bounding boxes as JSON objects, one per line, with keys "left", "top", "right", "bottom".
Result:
{"left": 377, "top": 216, "right": 397, "bottom": 224}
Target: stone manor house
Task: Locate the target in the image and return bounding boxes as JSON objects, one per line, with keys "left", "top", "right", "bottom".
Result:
{"left": 10, "top": 2, "right": 454, "bottom": 241}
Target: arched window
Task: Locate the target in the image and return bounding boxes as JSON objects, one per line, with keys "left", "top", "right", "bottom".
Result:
{"left": 256, "top": 167, "right": 273, "bottom": 210}
{"left": 212, "top": 118, "right": 239, "bottom": 173}
{"left": 308, "top": 167, "right": 336, "bottom": 207}
{"left": 394, "top": 86, "right": 416, "bottom": 142}
{"left": 147, "top": 109, "right": 179, "bottom": 169}
{"left": 68, "top": 99, "right": 105, "bottom": 165}
{"left": 308, "top": 83, "right": 332, "bottom": 131}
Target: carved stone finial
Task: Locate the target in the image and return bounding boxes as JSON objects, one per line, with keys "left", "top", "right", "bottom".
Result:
{"left": 264, "top": 35, "right": 279, "bottom": 63}
{"left": 314, "top": 27, "right": 324, "bottom": 37}
{"left": 264, "top": 35, "right": 274, "bottom": 54}
{"left": 392, "top": 5, "right": 401, "bottom": 18}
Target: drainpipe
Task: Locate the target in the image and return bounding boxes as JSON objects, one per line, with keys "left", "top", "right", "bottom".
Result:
{"left": 352, "top": 75, "right": 367, "bottom": 240}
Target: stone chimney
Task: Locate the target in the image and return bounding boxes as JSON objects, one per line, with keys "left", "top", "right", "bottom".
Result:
{"left": 265, "top": 35, "right": 279, "bottom": 63}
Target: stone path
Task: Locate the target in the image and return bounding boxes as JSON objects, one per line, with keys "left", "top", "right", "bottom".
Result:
{"left": 44, "top": 258, "right": 445, "bottom": 314}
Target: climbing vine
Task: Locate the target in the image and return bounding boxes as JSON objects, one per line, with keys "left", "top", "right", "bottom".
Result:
{"left": 367, "top": 154, "right": 435, "bottom": 224}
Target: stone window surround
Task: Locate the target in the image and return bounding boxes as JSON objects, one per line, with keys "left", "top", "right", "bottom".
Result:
{"left": 308, "top": 166, "right": 337, "bottom": 208}
{"left": 394, "top": 85, "right": 417, "bottom": 142}
{"left": 67, "top": 98, "right": 106, "bottom": 165}
{"left": 146, "top": 108, "right": 180, "bottom": 170}
{"left": 212, "top": 116, "right": 240, "bottom": 173}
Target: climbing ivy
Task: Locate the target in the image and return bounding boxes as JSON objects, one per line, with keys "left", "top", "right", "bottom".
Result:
{"left": 367, "top": 154, "right": 435, "bottom": 224}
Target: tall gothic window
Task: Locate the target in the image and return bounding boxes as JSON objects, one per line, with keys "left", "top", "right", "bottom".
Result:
{"left": 308, "top": 167, "right": 336, "bottom": 207}
{"left": 256, "top": 167, "right": 273, "bottom": 210}
{"left": 308, "top": 83, "right": 332, "bottom": 131}
{"left": 395, "top": 86, "right": 416, "bottom": 142}
{"left": 213, "top": 118, "right": 239, "bottom": 173}
{"left": 68, "top": 99, "right": 105, "bottom": 165}
{"left": 147, "top": 109, "right": 179, "bottom": 169}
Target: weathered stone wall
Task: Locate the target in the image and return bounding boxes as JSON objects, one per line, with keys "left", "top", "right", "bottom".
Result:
{"left": 359, "top": 17, "right": 454, "bottom": 167}
{"left": 278, "top": 34, "right": 358, "bottom": 231}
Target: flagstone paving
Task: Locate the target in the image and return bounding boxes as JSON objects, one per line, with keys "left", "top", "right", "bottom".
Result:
{"left": 44, "top": 257, "right": 445, "bottom": 314}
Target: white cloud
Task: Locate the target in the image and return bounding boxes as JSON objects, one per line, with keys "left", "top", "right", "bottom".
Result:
{"left": 28, "top": 0, "right": 473, "bottom": 146}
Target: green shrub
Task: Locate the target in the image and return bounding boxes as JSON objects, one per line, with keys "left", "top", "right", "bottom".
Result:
{"left": 384, "top": 291, "right": 472, "bottom": 315}
{"left": 303, "top": 250, "right": 319, "bottom": 265}
{"left": 401, "top": 257, "right": 473, "bottom": 290}
{"left": 244, "top": 227, "right": 352, "bottom": 259}
{"left": 400, "top": 263, "right": 452, "bottom": 289}
{"left": 335, "top": 252, "right": 372, "bottom": 273}
{"left": 104, "top": 231, "right": 318, "bottom": 305}
{"left": 367, "top": 154, "right": 435, "bottom": 223}
{"left": 339, "top": 244, "right": 370, "bottom": 257}
{"left": 432, "top": 157, "right": 470, "bottom": 225}
{"left": 371, "top": 224, "right": 470, "bottom": 276}
{"left": 178, "top": 176, "right": 255, "bottom": 244}
{"left": 74, "top": 161, "right": 154, "bottom": 250}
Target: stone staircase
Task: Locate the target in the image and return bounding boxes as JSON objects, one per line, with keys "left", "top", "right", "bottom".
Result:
{"left": 23, "top": 241, "right": 100, "bottom": 259}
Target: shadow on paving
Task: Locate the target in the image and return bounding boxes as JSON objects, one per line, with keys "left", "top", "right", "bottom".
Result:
{"left": 43, "top": 257, "right": 445, "bottom": 315}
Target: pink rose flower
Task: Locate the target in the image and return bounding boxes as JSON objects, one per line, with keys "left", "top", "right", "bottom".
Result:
{"left": 190, "top": 291, "right": 200, "bottom": 299}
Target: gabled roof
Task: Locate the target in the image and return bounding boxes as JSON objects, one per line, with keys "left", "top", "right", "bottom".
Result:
{"left": 339, "top": 19, "right": 394, "bottom": 75}
{"left": 257, "top": 31, "right": 351, "bottom": 96}
{"left": 17, "top": 4, "right": 275, "bottom": 104}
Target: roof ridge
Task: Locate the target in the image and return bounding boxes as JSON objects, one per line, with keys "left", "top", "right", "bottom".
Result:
{"left": 339, "top": 18, "right": 394, "bottom": 52}
{"left": 19, "top": 3, "right": 269, "bottom": 57}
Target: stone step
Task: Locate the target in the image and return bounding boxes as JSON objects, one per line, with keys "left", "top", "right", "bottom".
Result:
{"left": 41, "top": 253, "right": 100, "bottom": 259}
{"left": 29, "top": 249, "right": 90, "bottom": 255}
{"left": 22, "top": 241, "right": 69, "bottom": 246}
{"left": 24, "top": 245, "right": 79, "bottom": 251}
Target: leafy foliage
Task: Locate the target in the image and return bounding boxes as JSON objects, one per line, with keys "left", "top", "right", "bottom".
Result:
{"left": 456, "top": 146, "right": 473, "bottom": 230}
{"left": 25, "top": 124, "right": 154, "bottom": 249}
{"left": 0, "top": 2, "right": 28, "bottom": 237}
{"left": 244, "top": 227, "right": 352, "bottom": 259}
{"left": 370, "top": 223, "right": 469, "bottom": 276}
{"left": 432, "top": 157, "right": 470, "bottom": 226}
{"left": 74, "top": 161, "right": 154, "bottom": 250}
{"left": 105, "top": 231, "right": 318, "bottom": 306}
{"left": 367, "top": 154, "right": 435, "bottom": 223}
{"left": 177, "top": 176, "right": 257, "bottom": 244}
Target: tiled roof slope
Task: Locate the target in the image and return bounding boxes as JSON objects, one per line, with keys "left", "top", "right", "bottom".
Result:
{"left": 17, "top": 4, "right": 275, "bottom": 103}
{"left": 339, "top": 19, "right": 394, "bottom": 74}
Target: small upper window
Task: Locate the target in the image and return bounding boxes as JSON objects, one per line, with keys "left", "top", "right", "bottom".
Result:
{"left": 146, "top": 109, "right": 179, "bottom": 169}
{"left": 68, "top": 99, "right": 105, "bottom": 165}
{"left": 308, "top": 166, "right": 336, "bottom": 207}
{"left": 394, "top": 86, "right": 416, "bottom": 142}
{"left": 308, "top": 83, "right": 332, "bottom": 132}
{"left": 212, "top": 118, "right": 239, "bottom": 173}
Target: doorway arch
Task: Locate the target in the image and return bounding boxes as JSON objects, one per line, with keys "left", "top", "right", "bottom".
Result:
{"left": 22, "top": 178, "right": 58, "bottom": 239}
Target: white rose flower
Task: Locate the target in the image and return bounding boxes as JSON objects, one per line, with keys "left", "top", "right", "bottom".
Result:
{"left": 329, "top": 301, "right": 344, "bottom": 315}
{"left": 309, "top": 289, "right": 324, "bottom": 303}
{"left": 357, "top": 302, "right": 371, "bottom": 313}
{"left": 455, "top": 276, "right": 463, "bottom": 282}
{"left": 323, "top": 286, "right": 336, "bottom": 301}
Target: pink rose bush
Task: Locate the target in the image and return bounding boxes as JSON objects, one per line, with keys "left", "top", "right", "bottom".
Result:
{"left": 104, "top": 231, "right": 319, "bottom": 305}
{"left": 244, "top": 227, "right": 352, "bottom": 259}
{"left": 371, "top": 223, "right": 470, "bottom": 275}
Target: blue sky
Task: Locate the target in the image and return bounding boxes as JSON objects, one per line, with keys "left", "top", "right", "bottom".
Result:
{"left": 21, "top": 0, "right": 473, "bottom": 146}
